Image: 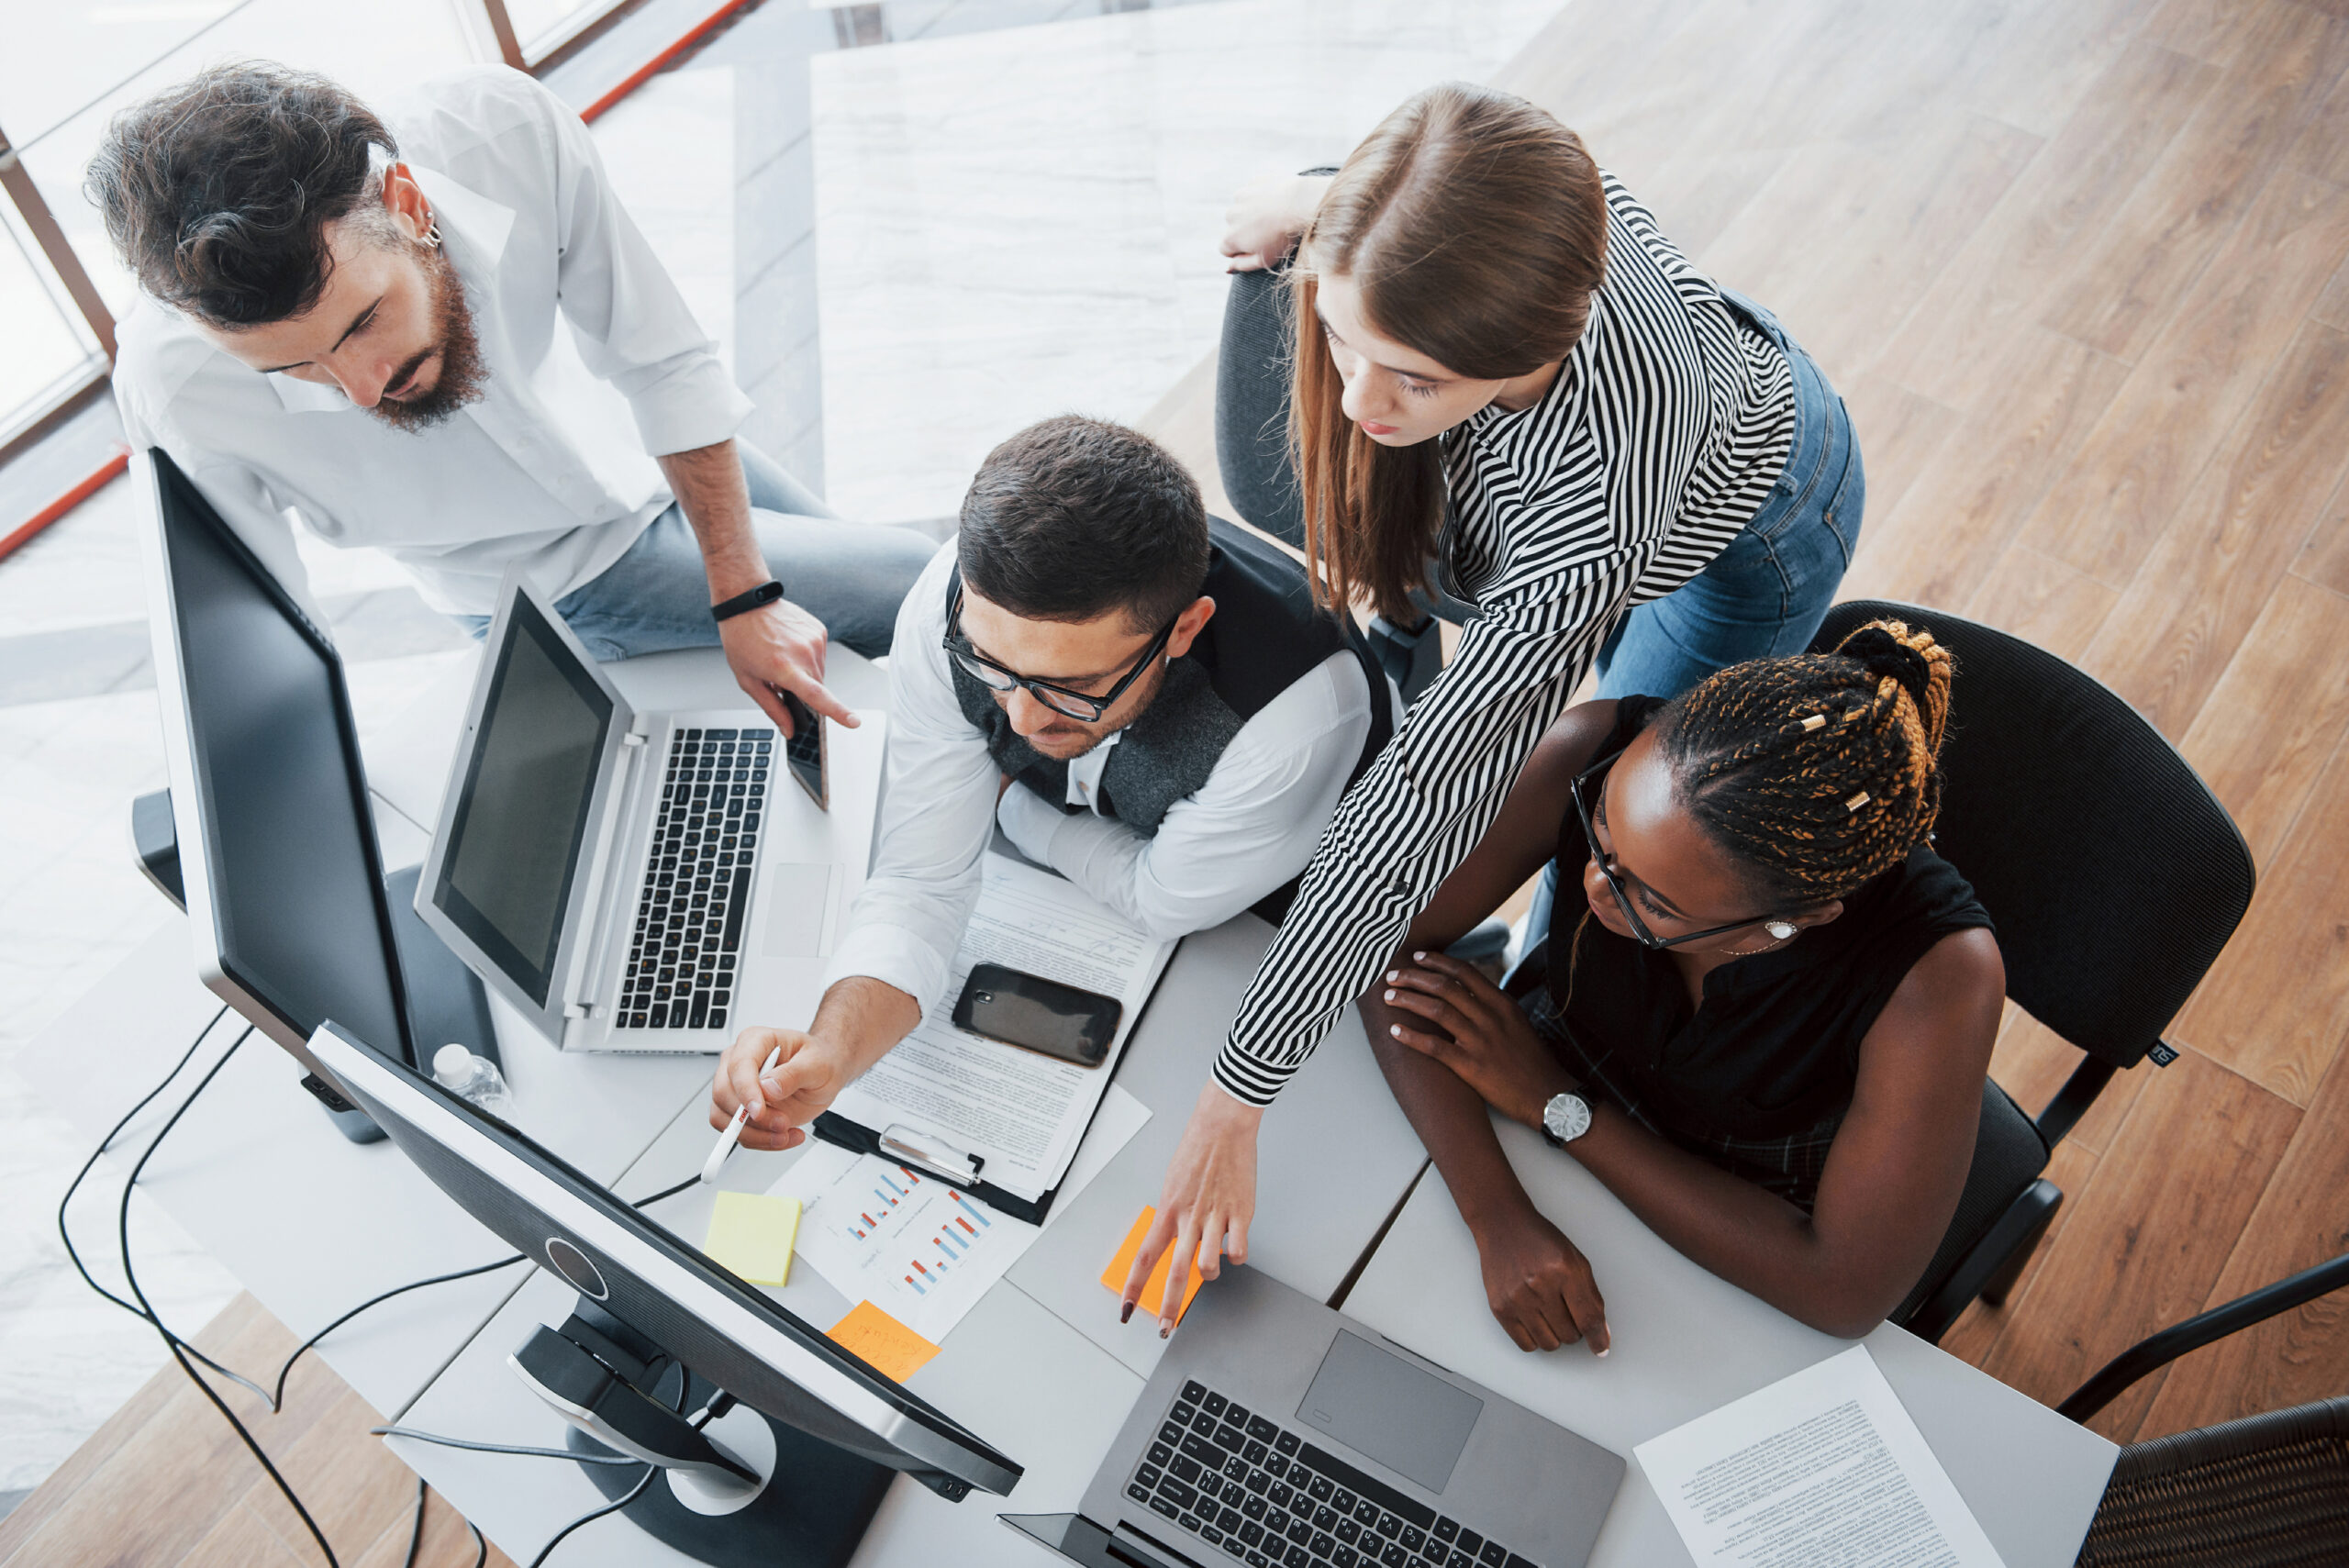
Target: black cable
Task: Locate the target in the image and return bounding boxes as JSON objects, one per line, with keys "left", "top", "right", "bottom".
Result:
{"left": 526, "top": 1464, "right": 657, "bottom": 1567}
{"left": 469, "top": 1518, "right": 488, "bottom": 1568}
{"left": 267, "top": 1252, "right": 528, "bottom": 1410}
{"left": 403, "top": 1475, "right": 428, "bottom": 1568}
{"left": 370, "top": 1425, "right": 640, "bottom": 1463}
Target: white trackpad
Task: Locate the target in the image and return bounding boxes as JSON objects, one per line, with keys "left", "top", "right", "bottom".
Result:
{"left": 763, "top": 863, "right": 838, "bottom": 957}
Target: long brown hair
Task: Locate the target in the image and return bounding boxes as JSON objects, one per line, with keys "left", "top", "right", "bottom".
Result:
{"left": 1289, "top": 83, "right": 1608, "bottom": 622}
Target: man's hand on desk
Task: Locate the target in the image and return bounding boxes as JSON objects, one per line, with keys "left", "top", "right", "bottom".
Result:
{"left": 710, "top": 978, "right": 921, "bottom": 1151}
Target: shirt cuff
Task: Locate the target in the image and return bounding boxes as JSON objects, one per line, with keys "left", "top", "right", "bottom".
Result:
{"left": 1210, "top": 1041, "right": 1294, "bottom": 1108}
{"left": 995, "top": 784, "right": 1067, "bottom": 865}
{"left": 822, "top": 920, "right": 951, "bottom": 1020}
{"left": 628, "top": 353, "right": 756, "bottom": 458}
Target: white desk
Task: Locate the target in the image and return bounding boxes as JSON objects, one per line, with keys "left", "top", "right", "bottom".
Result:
{"left": 1341, "top": 1118, "right": 2118, "bottom": 1568}
{"left": 385, "top": 903, "right": 1433, "bottom": 1562}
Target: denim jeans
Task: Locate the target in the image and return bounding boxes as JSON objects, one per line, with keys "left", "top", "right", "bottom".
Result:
{"left": 1592, "top": 290, "right": 1865, "bottom": 701}
{"left": 458, "top": 442, "right": 935, "bottom": 661}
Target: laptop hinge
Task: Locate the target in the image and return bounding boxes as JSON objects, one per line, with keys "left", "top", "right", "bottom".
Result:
{"left": 573, "top": 726, "right": 656, "bottom": 1016}
{"left": 1108, "top": 1522, "right": 1208, "bottom": 1568}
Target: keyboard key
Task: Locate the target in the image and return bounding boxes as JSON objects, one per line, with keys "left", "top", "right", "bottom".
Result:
{"left": 1309, "top": 1476, "right": 1335, "bottom": 1504}
{"left": 1137, "top": 1466, "right": 1163, "bottom": 1490}
{"left": 1287, "top": 1518, "right": 1312, "bottom": 1545}
{"left": 1241, "top": 1520, "right": 1264, "bottom": 1545}
{"left": 1128, "top": 1485, "right": 1150, "bottom": 1506}
{"left": 1226, "top": 1404, "right": 1252, "bottom": 1428}
{"left": 1244, "top": 1440, "right": 1269, "bottom": 1466}
{"left": 1432, "top": 1519, "right": 1458, "bottom": 1543}
{"left": 1203, "top": 1526, "right": 1224, "bottom": 1546}
{"left": 1446, "top": 1555, "right": 1472, "bottom": 1568}
{"left": 1227, "top": 1457, "right": 1251, "bottom": 1483}
{"left": 1248, "top": 1416, "right": 1279, "bottom": 1443}
{"left": 1215, "top": 1425, "right": 1246, "bottom": 1452}
{"left": 1195, "top": 1411, "right": 1221, "bottom": 1435}
{"left": 1275, "top": 1432, "right": 1301, "bottom": 1457}
{"left": 1475, "top": 1546, "right": 1508, "bottom": 1568}
{"left": 1312, "top": 1533, "right": 1335, "bottom": 1558}
{"left": 1457, "top": 1534, "right": 1483, "bottom": 1556}
{"left": 1337, "top": 1519, "right": 1361, "bottom": 1545}
{"left": 1377, "top": 1514, "right": 1402, "bottom": 1539}
{"left": 1182, "top": 1515, "right": 1203, "bottom": 1533}
{"left": 1356, "top": 1501, "right": 1380, "bottom": 1527}
{"left": 1269, "top": 1483, "right": 1293, "bottom": 1509}
{"left": 1333, "top": 1549, "right": 1358, "bottom": 1568}
{"left": 1182, "top": 1434, "right": 1222, "bottom": 1467}
{"left": 1150, "top": 1498, "right": 1179, "bottom": 1520}
{"left": 1219, "top": 1507, "right": 1244, "bottom": 1532}
{"left": 1337, "top": 1491, "right": 1359, "bottom": 1516}
{"left": 1222, "top": 1542, "right": 1243, "bottom": 1560}
{"left": 1381, "top": 1547, "right": 1408, "bottom": 1568}
{"left": 1314, "top": 1507, "right": 1339, "bottom": 1531}
{"left": 1162, "top": 1481, "right": 1199, "bottom": 1512}
{"left": 1401, "top": 1529, "right": 1424, "bottom": 1553}
{"left": 1203, "top": 1392, "right": 1227, "bottom": 1417}
{"left": 1285, "top": 1548, "right": 1309, "bottom": 1568}
{"left": 1246, "top": 1553, "right": 1269, "bottom": 1568}
{"left": 1503, "top": 1557, "right": 1539, "bottom": 1568}
{"left": 1244, "top": 1471, "right": 1269, "bottom": 1497}
{"left": 1171, "top": 1456, "right": 1202, "bottom": 1485}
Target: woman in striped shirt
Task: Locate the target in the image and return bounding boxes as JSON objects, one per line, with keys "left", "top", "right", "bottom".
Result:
{"left": 1121, "top": 83, "right": 1865, "bottom": 1332}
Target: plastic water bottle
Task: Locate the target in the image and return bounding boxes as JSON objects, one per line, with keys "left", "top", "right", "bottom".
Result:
{"left": 433, "top": 1044, "right": 517, "bottom": 1118}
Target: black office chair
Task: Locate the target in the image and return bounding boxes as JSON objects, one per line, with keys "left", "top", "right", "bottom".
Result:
{"left": 1502, "top": 601, "right": 2257, "bottom": 1341}
{"left": 2063, "top": 1251, "right": 2349, "bottom": 1565}
{"left": 1216, "top": 265, "right": 1468, "bottom": 702}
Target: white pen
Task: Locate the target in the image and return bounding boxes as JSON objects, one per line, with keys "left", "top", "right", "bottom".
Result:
{"left": 701, "top": 1045, "right": 784, "bottom": 1184}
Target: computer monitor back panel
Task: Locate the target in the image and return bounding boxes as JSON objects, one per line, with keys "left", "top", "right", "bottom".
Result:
{"left": 137, "top": 449, "right": 414, "bottom": 1074}
{"left": 306, "top": 1020, "right": 1023, "bottom": 1500}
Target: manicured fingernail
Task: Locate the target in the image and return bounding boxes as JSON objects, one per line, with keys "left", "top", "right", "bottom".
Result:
{"left": 1160, "top": 1321, "right": 1173, "bottom": 1340}
{"left": 1596, "top": 1348, "right": 1609, "bottom": 1359}
{"left": 1384, "top": 989, "right": 1396, "bottom": 1001}
{"left": 1120, "top": 1302, "right": 1134, "bottom": 1324}
{"left": 1386, "top": 971, "right": 1398, "bottom": 982}
{"left": 1390, "top": 1024, "right": 1403, "bottom": 1037}
{"left": 1413, "top": 951, "right": 1427, "bottom": 961}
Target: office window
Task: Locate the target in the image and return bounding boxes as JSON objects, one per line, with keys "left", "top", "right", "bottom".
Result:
{"left": 498, "top": 0, "right": 634, "bottom": 63}
{"left": 0, "top": 192, "right": 104, "bottom": 447}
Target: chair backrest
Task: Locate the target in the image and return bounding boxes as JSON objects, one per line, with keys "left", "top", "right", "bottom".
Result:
{"left": 1216, "top": 265, "right": 1308, "bottom": 550}
{"left": 1809, "top": 601, "right": 2254, "bottom": 1068}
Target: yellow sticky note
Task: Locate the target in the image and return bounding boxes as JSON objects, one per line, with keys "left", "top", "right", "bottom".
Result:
{"left": 829, "top": 1300, "right": 941, "bottom": 1383}
{"left": 1099, "top": 1206, "right": 1205, "bottom": 1324}
{"left": 703, "top": 1192, "right": 801, "bottom": 1287}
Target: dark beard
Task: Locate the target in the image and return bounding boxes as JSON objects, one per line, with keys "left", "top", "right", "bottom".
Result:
{"left": 369, "top": 243, "right": 487, "bottom": 433}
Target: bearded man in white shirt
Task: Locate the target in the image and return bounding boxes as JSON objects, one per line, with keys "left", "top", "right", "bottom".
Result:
{"left": 90, "top": 62, "right": 931, "bottom": 732}
{"left": 707, "top": 415, "right": 1393, "bottom": 1151}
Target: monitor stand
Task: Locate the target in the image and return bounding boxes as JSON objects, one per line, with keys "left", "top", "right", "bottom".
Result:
{"left": 520, "top": 1303, "right": 893, "bottom": 1567}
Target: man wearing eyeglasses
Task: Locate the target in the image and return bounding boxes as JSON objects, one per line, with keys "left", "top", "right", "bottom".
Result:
{"left": 707, "top": 415, "right": 1392, "bottom": 1151}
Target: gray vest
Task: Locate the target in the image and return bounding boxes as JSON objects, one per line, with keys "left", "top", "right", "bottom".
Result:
{"left": 947, "top": 517, "right": 1386, "bottom": 841}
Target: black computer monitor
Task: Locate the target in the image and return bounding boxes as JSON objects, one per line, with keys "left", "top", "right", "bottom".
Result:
{"left": 305, "top": 1018, "right": 1021, "bottom": 1564}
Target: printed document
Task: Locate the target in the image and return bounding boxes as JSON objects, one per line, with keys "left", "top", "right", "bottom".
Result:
{"left": 826, "top": 852, "right": 1174, "bottom": 1200}
{"left": 774, "top": 1084, "right": 1150, "bottom": 1340}
{"left": 1635, "top": 1345, "right": 2005, "bottom": 1568}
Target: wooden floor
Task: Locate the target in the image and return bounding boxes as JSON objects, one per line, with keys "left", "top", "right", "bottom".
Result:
{"left": 10, "top": 1, "right": 2349, "bottom": 1562}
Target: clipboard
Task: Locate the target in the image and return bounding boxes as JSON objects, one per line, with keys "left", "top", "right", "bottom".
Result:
{"left": 808, "top": 945, "right": 1174, "bottom": 1226}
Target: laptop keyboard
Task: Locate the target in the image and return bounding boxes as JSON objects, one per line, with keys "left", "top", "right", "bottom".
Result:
{"left": 1128, "top": 1379, "right": 1542, "bottom": 1568}
{"left": 617, "top": 727, "right": 772, "bottom": 1031}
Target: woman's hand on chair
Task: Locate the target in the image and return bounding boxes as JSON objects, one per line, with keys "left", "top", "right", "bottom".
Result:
{"left": 1220, "top": 173, "right": 1332, "bottom": 272}
{"left": 1381, "top": 950, "right": 1575, "bottom": 1129}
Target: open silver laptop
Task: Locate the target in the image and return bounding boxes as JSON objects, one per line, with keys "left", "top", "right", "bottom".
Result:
{"left": 414, "top": 569, "right": 882, "bottom": 1053}
{"left": 1008, "top": 1267, "right": 1623, "bottom": 1568}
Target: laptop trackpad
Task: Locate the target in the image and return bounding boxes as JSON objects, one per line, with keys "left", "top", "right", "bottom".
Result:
{"left": 1297, "top": 1331, "right": 1483, "bottom": 1495}
{"left": 763, "top": 863, "right": 838, "bottom": 957}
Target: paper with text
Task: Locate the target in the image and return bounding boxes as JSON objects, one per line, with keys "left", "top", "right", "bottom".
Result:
{"left": 827, "top": 852, "right": 1174, "bottom": 1199}
{"left": 774, "top": 1084, "right": 1149, "bottom": 1341}
{"left": 1635, "top": 1345, "right": 2004, "bottom": 1568}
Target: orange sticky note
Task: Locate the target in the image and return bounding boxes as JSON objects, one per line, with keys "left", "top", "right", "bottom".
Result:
{"left": 1099, "top": 1206, "right": 1205, "bottom": 1324}
{"left": 828, "top": 1300, "right": 941, "bottom": 1383}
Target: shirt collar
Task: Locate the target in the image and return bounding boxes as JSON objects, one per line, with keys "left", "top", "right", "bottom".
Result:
{"left": 262, "top": 162, "right": 511, "bottom": 416}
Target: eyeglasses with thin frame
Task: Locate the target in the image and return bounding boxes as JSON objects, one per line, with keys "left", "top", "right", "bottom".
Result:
{"left": 943, "top": 585, "right": 1178, "bottom": 723}
{"left": 1570, "top": 755, "right": 1787, "bottom": 950}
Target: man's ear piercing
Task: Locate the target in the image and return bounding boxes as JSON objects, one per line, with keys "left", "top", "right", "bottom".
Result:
{"left": 1765, "top": 921, "right": 1796, "bottom": 940}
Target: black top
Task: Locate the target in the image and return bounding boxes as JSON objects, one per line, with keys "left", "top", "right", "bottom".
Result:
{"left": 1545, "top": 696, "right": 1996, "bottom": 1141}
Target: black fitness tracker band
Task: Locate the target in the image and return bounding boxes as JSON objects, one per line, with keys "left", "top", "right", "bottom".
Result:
{"left": 710, "top": 580, "right": 785, "bottom": 623}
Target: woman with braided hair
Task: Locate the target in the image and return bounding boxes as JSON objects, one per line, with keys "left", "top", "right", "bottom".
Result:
{"left": 1360, "top": 621, "right": 2004, "bottom": 1348}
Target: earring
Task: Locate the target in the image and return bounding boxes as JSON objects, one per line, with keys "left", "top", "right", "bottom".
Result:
{"left": 1765, "top": 921, "right": 1797, "bottom": 940}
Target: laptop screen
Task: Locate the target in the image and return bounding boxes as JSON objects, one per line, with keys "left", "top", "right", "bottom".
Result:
{"left": 433, "top": 595, "right": 613, "bottom": 1006}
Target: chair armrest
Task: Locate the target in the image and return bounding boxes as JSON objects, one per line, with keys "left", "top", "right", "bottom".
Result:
{"left": 2058, "top": 1251, "right": 2349, "bottom": 1423}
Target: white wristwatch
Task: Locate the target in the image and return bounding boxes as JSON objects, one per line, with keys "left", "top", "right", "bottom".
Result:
{"left": 1541, "top": 1091, "right": 1594, "bottom": 1148}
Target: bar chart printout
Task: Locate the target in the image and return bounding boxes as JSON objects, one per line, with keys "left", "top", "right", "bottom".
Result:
{"left": 775, "top": 1140, "right": 1033, "bottom": 1340}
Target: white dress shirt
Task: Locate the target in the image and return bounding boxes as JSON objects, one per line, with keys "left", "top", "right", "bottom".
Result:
{"left": 825, "top": 544, "right": 1380, "bottom": 1018}
{"left": 112, "top": 65, "right": 752, "bottom": 617}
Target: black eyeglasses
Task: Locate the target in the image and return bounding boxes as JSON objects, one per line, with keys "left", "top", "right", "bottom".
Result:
{"left": 1570, "top": 756, "right": 1785, "bottom": 950}
{"left": 943, "top": 586, "right": 1177, "bottom": 723}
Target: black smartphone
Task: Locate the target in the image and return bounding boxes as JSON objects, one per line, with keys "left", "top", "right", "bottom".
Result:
{"left": 952, "top": 962, "right": 1122, "bottom": 1068}
{"left": 776, "top": 689, "right": 829, "bottom": 810}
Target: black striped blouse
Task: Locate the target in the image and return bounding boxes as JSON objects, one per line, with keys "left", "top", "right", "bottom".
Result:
{"left": 1214, "top": 172, "right": 1799, "bottom": 1106}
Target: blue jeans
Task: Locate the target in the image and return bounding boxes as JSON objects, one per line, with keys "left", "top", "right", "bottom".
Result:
{"left": 1593, "top": 290, "right": 1865, "bottom": 700}
{"left": 459, "top": 443, "right": 935, "bottom": 661}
